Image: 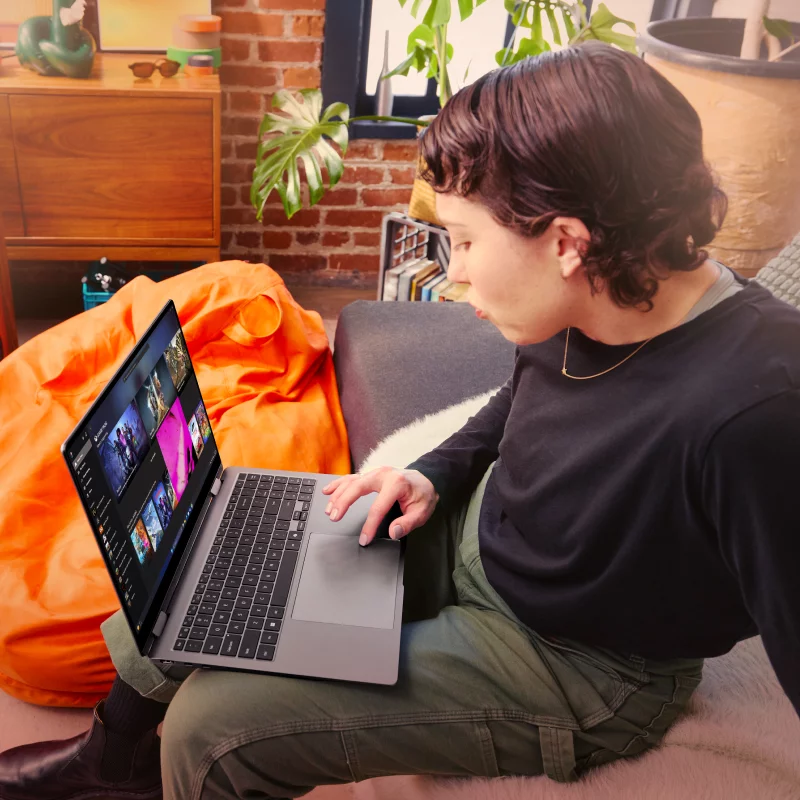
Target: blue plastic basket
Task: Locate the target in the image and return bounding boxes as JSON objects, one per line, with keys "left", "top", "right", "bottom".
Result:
{"left": 80, "top": 264, "right": 204, "bottom": 311}
{"left": 82, "top": 283, "right": 114, "bottom": 310}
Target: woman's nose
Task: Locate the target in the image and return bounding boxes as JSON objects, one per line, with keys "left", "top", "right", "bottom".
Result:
{"left": 447, "top": 256, "right": 467, "bottom": 285}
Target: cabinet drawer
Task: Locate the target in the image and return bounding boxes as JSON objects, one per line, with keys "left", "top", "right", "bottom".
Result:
{"left": 10, "top": 95, "right": 214, "bottom": 241}
{"left": 0, "top": 95, "right": 24, "bottom": 237}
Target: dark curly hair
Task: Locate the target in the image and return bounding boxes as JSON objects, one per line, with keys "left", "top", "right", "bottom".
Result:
{"left": 419, "top": 41, "right": 728, "bottom": 309}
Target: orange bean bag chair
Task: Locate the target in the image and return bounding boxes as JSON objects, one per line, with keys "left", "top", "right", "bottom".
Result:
{"left": 0, "top": 261, "right": 351, "bottom": 707}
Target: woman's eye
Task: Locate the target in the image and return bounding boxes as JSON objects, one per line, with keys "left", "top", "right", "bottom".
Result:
{"left": 454, "top": 242, "right": 470, "bottom": 252}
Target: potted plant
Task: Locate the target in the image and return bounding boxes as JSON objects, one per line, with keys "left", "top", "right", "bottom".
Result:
{"left": 638, "top": 1, "right": 800, "bottom": 276}
{"left": 250, "top": 1, "right": 637, "bottom": 224}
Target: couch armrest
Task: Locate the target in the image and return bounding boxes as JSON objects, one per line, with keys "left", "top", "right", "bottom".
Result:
{"left": 333, "top": 300, "right": 516, "bottom": 469}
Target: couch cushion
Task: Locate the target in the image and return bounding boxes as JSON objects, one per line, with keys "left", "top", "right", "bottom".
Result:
{"left": 333, "top": 301, "right": 515, "bottom": 468}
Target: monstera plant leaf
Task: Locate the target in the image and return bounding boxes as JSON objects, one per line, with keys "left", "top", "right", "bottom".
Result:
{"left": 584, "top": 3, "right": 636, "bottom": 52}
{"left": 399, "top": 0, "right": 487, "bottom": 27}
{"left": 384, "top": 23, "right": 454, "bottom": 81}
{"left": 251, "top": 89, "right": 349, "bottom": 220}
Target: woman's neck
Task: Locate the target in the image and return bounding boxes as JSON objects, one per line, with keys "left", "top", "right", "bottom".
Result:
{"left": 574, "top": 260, "right": 722, "bottom": 345}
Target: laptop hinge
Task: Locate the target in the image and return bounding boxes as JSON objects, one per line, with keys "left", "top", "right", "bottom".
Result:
{"left": 152, "top": 611, "right": 168, "bottom": 638}
{"left": 210, "top": 477, "right": 223, "bottom": 497}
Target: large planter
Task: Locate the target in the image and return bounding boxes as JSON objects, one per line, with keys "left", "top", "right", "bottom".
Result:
{"left": 639, "top": 18, "right": 800, "bottom": 276}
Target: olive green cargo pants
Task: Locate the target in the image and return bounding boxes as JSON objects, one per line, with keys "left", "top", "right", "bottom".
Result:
{"left": 101, "top": 467, "right": 703, "bottom": 800}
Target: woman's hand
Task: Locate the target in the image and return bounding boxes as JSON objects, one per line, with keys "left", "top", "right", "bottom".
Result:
{"left": 321, "top": 467, "right": 439, "bottom": 546}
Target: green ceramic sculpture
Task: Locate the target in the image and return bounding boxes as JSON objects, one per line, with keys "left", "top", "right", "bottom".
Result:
{"left": 16, "top": 0, "right": 96, "bottom": 79}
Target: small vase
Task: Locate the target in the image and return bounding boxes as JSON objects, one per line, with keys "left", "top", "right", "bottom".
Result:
{"left": 375, "top": 30, "right": 394, "bottom": 117}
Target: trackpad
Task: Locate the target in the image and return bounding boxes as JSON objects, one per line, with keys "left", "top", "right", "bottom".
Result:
{"left": 291, "top": 534, "right": 399, "bottom": 630}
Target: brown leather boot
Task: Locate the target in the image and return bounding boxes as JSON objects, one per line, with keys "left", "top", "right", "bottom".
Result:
{"left": 0, "top": 700, "right": 162, "bottom": 800}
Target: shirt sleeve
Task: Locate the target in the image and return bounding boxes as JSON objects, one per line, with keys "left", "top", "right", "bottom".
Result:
{"left": 405, "top": 365, "right": 515, "bottom": 509}
{"left": 702, "top": 390, "right": 800, "bottom": 719}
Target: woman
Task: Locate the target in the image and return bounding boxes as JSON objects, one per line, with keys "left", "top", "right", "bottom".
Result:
{"left": 2, "top": 41, "right": 798, "bottom": 800}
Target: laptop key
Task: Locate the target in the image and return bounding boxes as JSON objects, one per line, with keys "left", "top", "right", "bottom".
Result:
{"left": 234, "top": 554, "right": 249, "bottom": 564}
{"left": 214, "top": 611, "right": 231, "bottom": 624}
{"left": 228, "top": 621, "right": 245, "bottom": 635}
{"left": 214, "top": 536, "right": 224, "bottom": 546}
{"left": 262, "top": 572, "right": 277, "bottom": 582}
{"left": 239, "top": 585, "right": 255, "bottom": 597}
{"left": 210, "top": 623, "right": 226, "bottom": 637}
{"left": 216, "top": 559, "right": 231, "bottom": 570}
{"left": 192, "top": 593, "right": 203, "bottom": 604}
{"left": 266, "top": 499, "right": 282, "bottom": 515}
{"left": 221, "top": 635, "right": 241, "bottom": 656}
{"left": 267, "top": 607, "right": 284, "bottom": 619}
{"left": 250, "top": 605, "right": 267, "bottom": 617}
{"left": 243, "top": 575, "right": 259, "bottom": 587}
{"left": 246, "top": 617, "right": 264, "bottom": 630}
{"left": 230, "top": 566, "right": 245, "bottom": 577}
{"left": 271, "top": 550, "right": 299, "bottom": 607}
{"left": 255, "top": 592, "right": 272, "bottom": 605}
{"left": 189, "top": 628, "right": 206, "bottom": 640}
{"left": 195, "top": 615, "right": 212, "bottom": 627}
{"left": 233, "top": 610, "right": 248, "bottom": 622}
{"left": 208, "top": 580, "right": 224, "bottom": 591}
{"left": 302, "top": 502, "right": 311, "bottom": 511}
{"left": 188, "top": 605, "right": 198, "bottom": 616}
{"left": 257, "top": 645, "right": 276, "bottom": 661}
{"left": 199, "top": 604, "right": 215, "bottom": 615}
{"left": 219, "top": 600, "right": 234, "bottom": 612}
{"left": 236, "top": 597, "right": 253, "bottom": 609}
{"left": 260, "top": 632, "right": 278, "bottom": 645}
{"left": 173, "top": 639, "right": 185, "bottom": 651}
{"left": 255, "top": 534, "right": 270, "bottom": 544}
{"left": 204, "top": 592, "right": 220, "bottom": 603}
{"left": 212, "top": 568, "right": 227, "bottom": 580}
{"left": 222, "top": 588, "right": 237, "bottom": 601}
{"left": 178, "top": 627, "right": 191, "bottom": 638}
{"left": 239, "top": 630, "right": 260, "bottom": 658}
{"left": 271, "top": 530, "right": 287, "bottom": 540}
{"left": 253, "top": 543, "right": 268, "bottom": 554}
{"left": 183, "top": 615, "right": 195, "bottom": 627}
{"left": 264, "top": 619, "right": 282, "bottom": 632}
{"left": 185, "top": 640, "right": 202, "bottom": 653}
{"left": 285, "top": 541, "right": 301, "bottom": 551}
{"left": 202, "top": 637, "right": 223, "bottom": 655}
{"left": 250, "top": 553, "right": 265, "bottom": 564}
{"left": 297, "top": 522, "right": 306, "bottom": 532}
{"left": 288, "top": 531, "right": 303, "bottom": 542}
{"left": 245, "top": 564, "right": 260, "bottom": 575}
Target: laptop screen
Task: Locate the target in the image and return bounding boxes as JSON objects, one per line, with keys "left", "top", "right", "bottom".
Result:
{"left": 62, "top": 301, "right": 221, "bottom": 651}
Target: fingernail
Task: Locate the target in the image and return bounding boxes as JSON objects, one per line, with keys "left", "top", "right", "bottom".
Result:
{"left": 330, "top": 508, "right": 339, "bottom": 522}
{"left": 359, "top": 533, "right": 367, "bottom": 546}
{"left": 325, "top": 502, "right": 332, "bottom": 515}
{"left": 392, "top": 525, "right": 404, "bottom": 539}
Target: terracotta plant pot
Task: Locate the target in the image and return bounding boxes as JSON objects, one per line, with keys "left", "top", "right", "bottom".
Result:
{"left": 639, "top": 18, "right": 800, "bottom": 277}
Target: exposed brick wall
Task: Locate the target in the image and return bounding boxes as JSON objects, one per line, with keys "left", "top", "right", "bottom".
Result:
{"left": 214, "top": 0, "right": 419, "bottom": 288}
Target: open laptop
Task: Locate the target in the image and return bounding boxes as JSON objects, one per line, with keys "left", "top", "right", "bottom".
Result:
{"left": 62, "top": 300, "right": 404, "bottom": 684}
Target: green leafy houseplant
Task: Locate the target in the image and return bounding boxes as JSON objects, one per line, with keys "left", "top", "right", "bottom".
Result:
{"left": 251, "top": 0, "right": 641, "bottom": 221}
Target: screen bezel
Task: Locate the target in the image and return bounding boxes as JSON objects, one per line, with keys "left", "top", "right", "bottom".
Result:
{"left": 61, "top": 299, "right": 223, "bottom": 653}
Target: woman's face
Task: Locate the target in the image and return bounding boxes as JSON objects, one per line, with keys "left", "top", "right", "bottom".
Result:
{"left": 436, "top": 192, "right": 588, "bottom": 346}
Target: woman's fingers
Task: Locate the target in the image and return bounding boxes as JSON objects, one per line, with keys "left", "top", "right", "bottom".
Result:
{"left": 358, "top": 477, "right": 407, "bottom": 545}
{"left": 325, "top": 469, "right": 388, "bottom": 521}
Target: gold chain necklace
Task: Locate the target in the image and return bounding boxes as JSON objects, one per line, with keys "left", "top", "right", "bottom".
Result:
{"left": 561, "top": 327, "right": 653, "bottom": 380}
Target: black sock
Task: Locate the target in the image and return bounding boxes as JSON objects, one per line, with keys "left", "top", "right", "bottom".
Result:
{"left": 102, "top": 674, "right": 168, "bottom": 739}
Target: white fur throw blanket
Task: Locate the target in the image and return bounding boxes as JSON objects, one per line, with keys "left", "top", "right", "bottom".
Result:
{"left": 316, "top": 390, "right": 800, "bottom": 800}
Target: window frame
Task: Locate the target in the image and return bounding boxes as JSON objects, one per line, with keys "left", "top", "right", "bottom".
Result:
{"left": 321, "top": 0, "right": 521, "bottom": 140}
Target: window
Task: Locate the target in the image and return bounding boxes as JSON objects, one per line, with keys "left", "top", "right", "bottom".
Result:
{"left": 322, "top": 0, "right": 520, "bottom": 139}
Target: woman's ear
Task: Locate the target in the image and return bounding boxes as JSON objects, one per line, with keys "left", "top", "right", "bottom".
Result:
{"left": 552, "top": 217, "right": 590, "bottom": 279}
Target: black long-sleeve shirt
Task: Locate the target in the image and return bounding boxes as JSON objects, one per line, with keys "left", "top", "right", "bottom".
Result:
{"left": 408, "top": 278, "right": 800, "bottom": 718}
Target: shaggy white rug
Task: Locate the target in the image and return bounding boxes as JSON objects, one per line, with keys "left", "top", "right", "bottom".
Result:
{"left": 337, "top": 390, "right": 800, "bottom": 800}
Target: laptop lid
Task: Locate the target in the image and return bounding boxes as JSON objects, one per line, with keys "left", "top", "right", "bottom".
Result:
{"left": 62, "top": 300, "right": 222, "bottom": 652}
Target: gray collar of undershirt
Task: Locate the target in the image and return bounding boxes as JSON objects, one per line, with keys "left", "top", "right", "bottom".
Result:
{"left": 680, "top": 261, "right": 743, "bottom": 325}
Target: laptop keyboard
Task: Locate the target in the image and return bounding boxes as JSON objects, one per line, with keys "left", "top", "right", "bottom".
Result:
{"left": 172, "top": 473, "right": 314, "bottom": 662}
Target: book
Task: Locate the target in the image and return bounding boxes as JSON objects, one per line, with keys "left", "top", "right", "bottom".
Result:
{"left": 432, "top": 279, "right": 452, "bottom": 302}
{"left": 397, "top": 259, "right": 435, "bottom": 302}
{"left": 385, "top": 256, "right": 424, "bottom": 302}
{"left": 412, "top": 263, "right": 443, "bottom": 301}
{"left": 421, "top": 272, "right": 447, "bottom": 302}
{"left": 382, "top": 262, "right": 411, "bottom": 301}
{"left": 441, "top": 281, "right": 469, "bottom": 302}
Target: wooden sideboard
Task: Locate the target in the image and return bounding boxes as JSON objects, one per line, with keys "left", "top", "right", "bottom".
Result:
{"left": 0, "top": 52, "right": 221, "bottom": 263}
